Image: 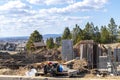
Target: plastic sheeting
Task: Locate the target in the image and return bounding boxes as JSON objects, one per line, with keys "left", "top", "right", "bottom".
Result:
{"left": 25, "top": 68, "right": 37, "bottom": 76}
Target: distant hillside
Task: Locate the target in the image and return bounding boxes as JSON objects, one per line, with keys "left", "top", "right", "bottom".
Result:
{"left": 0, "top": 36, "right": 29, "bottom": 42}
{"left": 43, "top": 34, "right": 62, "bottom": 40}
{"left": 0, "top": 34, "right": 62, "bottom": 42}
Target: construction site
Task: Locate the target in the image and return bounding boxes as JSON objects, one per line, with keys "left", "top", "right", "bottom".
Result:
{"left": 0, "top": 40, "right": 120, "bottom": 79}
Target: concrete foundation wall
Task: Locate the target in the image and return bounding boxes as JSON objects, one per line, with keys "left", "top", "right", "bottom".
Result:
{"left": 114, "top": 48, "right": 120, "bottom": 62}
{"left": 98, "top": 56, "right": 108, "bottom": 70}
{"left": 62, "top": 40, "right": 74, "bottom": 61}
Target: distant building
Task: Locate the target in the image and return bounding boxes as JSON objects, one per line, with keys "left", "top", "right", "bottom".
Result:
{"left": 16, "top": 42, "right": 27, "bottom": 53}
{"left": 0, "top": 42, "right": 6, "bottom": 50}
{"left": 33, "top": 41, "right": 46, "bottom": 49}
{"left": 5, "top": 42, "right": 16, "bottom": 51}
{"left": 0, "top": 42, "right": 16, "bottom": 51}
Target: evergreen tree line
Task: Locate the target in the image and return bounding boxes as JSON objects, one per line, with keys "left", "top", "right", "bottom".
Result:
{"left": 26, "top": 18, "right": 120, "bottom": 50}
{"left": 61, "top": 18, "right": 120, "bottom": 45}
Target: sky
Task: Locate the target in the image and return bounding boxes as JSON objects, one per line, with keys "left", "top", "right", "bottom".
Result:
{"left": 0, "top": 0, "right": 120, "bottom": 37}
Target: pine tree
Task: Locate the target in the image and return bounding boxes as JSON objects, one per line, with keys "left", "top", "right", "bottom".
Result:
{"left": 100, "top": 26, "right": 110, "bottom": 43}
{"left": 93, "top": 26, "right": 101, "bottom": 42}
{"left": 83, "top": 22, "right": 94, "bottom": 40}
{"left": 108, "top": 18, "right": 117, "bottom": 43}
{"left": 72, "top": 24, "right": 83, "bottom": 44}
{"left": 62, "top": 27, "right": 71, "bottom": 39}
{"left": 55, "top": 36, "right": 61, "bottom": 47}
{"left": 26, "top": 30, "right": 43, "bottom": 51}
{"left": 29, "top": 30, "right": 43, "bottom": 42}
{"left": 46, "top": 37, "right": 55, "bottom": 49}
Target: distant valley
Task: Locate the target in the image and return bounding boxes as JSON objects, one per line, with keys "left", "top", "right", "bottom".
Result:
{"left": 0, "top": 34, "right": 62, "bottom": 42}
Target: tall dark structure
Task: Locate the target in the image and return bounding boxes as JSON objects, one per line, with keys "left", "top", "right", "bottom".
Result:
{"left": 80, "top": 40, "right": 98, "bottom": 68}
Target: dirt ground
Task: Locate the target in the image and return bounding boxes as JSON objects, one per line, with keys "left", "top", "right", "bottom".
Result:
{"left": 0, "top": 62, "right": 120, "bottom": 80}
{"left": 0, "top": 68, "right": 120, "bottom": 80}
{"left": 0, "top": 75, "right": 120, "bottom": 80}
{"left": 0, "top": 43, "right": 120, "bottom": 80}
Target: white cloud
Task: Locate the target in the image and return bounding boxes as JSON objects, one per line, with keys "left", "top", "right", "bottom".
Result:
{"left": 27, "top": 0, "right": 75, "bottom": 5}
{"left": 0, "top": 0, "right": 108, "bottom": 37}
{"left": 37, "top": 0, "right": 108, "bottom": 15}
{"left": 0, "top": 0, "right": 28, "bottom": 11}
{"left": 45, "top": 0, "right": 75, "bottom": 5}
{"left": 63, "top": 16, "right": 90, "bottom": 21}
{"left": 27, "top": 0, "right": 44, "bottom": 5}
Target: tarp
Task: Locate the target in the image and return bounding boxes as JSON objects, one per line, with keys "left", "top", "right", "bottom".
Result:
{"left": 25, "top": 68, "right": 37, "bottom": 76}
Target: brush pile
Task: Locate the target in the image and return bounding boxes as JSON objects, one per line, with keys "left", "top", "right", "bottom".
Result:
{"left": 73, "top": 59, "right": 88, "bottom": 71}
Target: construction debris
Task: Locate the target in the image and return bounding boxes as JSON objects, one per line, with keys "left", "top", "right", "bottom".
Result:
{"left": 1, "top": 40, "right": 120, "bottom": 77}
{"left": 73, "top": 59, "right": 88, "bottom": 71}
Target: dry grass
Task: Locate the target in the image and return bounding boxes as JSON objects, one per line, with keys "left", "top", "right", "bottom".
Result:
{"left": 0, "top": 68, "right": 18, "bottom": 75}
{"left": 104, "top": 43, "right": 120, "bottom": 50}
{"left": 0, "top": 67, "right": 28, "bottom": 76}
{"left": 0, "top": 68, "right": 11, "bottom": 75}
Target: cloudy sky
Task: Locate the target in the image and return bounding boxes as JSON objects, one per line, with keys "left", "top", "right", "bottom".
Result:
{"left": 0, "top": 0, "right": 120, "bottom": 37}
